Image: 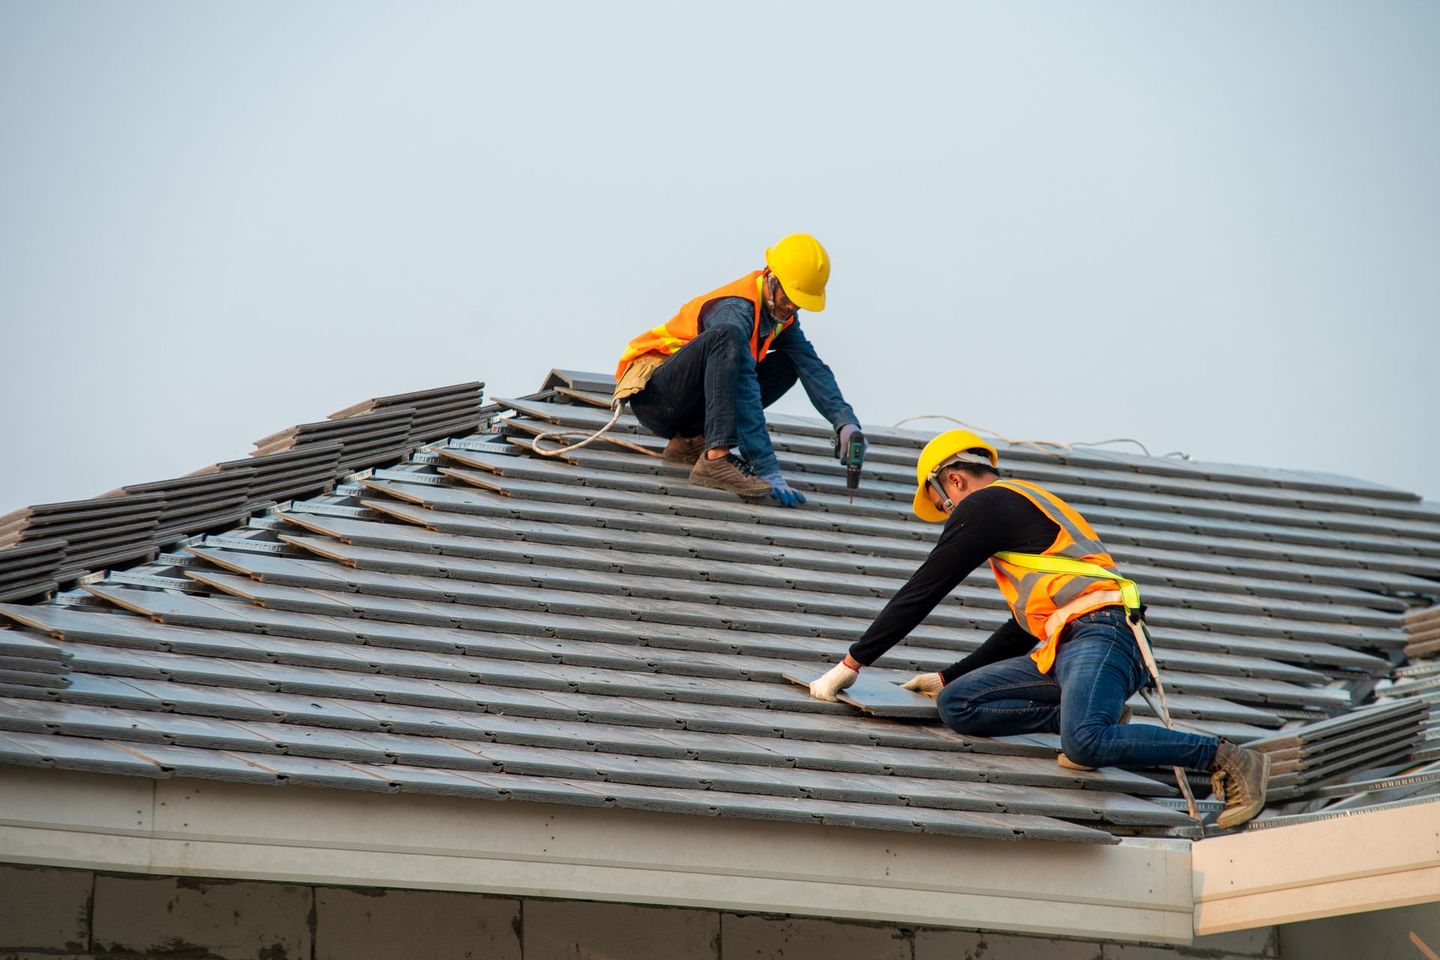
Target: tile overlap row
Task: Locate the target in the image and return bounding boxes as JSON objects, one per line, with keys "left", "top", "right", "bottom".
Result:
{"left": 0, "top": 371, "right": 1436, "bottom": 840}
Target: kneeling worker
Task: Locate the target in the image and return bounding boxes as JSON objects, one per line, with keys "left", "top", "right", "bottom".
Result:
{"left": 614, "top": 233, "right": 864, "bottom": 506}
{"left": 808, "top": 429, "right": 1270, "bottom": 829}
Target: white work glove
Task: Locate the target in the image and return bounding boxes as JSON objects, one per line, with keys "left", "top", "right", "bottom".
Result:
{"left": 809, "top": 656, "right": 860, "bottom": 701}
{"left": 901, "top": 673, "right": 946, "bottom": 697}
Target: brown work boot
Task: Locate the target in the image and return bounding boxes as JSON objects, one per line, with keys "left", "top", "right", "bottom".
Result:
{"left": 689, "top": 453, "right": 772, "bottom": 499}
{"left": 1057, "top": 706, "right": 1132, "bottom": 771}
{"left": 663, "top": 435, "right": 705, "bottom": 464}
{"left": 1211, "top": 741, "right": 1270, "bottom": 829}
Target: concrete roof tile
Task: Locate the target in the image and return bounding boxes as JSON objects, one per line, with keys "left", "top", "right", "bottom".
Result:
{"left": 1, "top": 373, "right": 1435, "bottom": 842}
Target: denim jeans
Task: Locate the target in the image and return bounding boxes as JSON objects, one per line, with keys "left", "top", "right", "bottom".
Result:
{"left": 627, "top": 306, "right": 857, "bottom": 477}
{"left": 629, "top": 324, "right": 800, "bottom": 456}
{"left": 935, "top": 607, "right": 1219, "bottom": 771}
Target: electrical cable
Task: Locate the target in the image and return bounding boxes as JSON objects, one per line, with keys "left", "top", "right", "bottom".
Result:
{"left": 530, "top": 403, "right": 664, "bottom": 460}
{"left": 893, "top": 414, "right": 1190, "bottom": 461}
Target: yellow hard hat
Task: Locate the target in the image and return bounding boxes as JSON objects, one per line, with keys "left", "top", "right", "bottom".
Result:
{"left": 912, "top": 429, "right": 999, "bottom": 522}
{"left": 765, "top": 233, "right": 830, "bottom": 312}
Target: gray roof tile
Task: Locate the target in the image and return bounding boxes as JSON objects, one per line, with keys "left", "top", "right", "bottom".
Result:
{"left": 2, "top": 373, "right": 1436, "bottom": 841}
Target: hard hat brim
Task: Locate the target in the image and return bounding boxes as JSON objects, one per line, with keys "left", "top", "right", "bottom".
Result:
{"left": 912, "top": 486, "right": 949, "bottom": 523}
{"left": 785, "top": 285, "right": 825, "bottom": 313}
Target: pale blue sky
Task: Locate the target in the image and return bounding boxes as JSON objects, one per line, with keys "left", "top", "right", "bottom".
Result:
{"left": 2, "top": 1, "right": 1437, "bottom": 514}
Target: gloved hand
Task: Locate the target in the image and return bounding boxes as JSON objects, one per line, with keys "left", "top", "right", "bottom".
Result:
{"left": 837, "top": 423, "right": 868, "bottom": 465}
{"left": 901, "top": 673, "right": 946, "bottom": 697}
{"left": 809, "top": 656, "right": 860, "bottom": 701}
{"left": 761, "top": 471, "right": 807, "bottom": 508}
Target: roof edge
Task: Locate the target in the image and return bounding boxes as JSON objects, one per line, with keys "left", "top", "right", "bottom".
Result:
{"left": 1192, "top": 797, "right": 1440, "bottom": 934}
{"left": 0, "top": 766, "right": 1194, "bottom": 945}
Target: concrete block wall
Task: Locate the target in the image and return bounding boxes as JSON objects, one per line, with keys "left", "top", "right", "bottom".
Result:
{"left": 1278, "top": 901, "right": 1440, "bottom": 960}
{"left": 0, "top": 866, "right": 521, "bottom": 960}
{"left": 0, "top": 864, "right": 1284, "bottom": 960}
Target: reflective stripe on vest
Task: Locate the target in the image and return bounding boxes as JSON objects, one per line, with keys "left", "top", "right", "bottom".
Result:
{"left": 614, "top": 271, "right": 794, "bottom": 380}
{"left": 987, "top": 479, "right": 1126, "bottom": 674}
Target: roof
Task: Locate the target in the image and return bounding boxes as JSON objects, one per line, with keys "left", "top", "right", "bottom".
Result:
{"left": 0, "top": 370, "right": 1437, "bottom": 854}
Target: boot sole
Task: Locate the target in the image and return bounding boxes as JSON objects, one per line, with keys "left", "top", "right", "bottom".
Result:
{"left": 689, "top": 471, "right": 771, "bottom": 500}
{"left": 1216, "top": 752, "right": 1271, "bottom": 830}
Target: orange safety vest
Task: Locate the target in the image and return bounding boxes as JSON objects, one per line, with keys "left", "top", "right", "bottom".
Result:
{"left": 987, "top": 479, "right": 1127, "bottom": 674}
{"left": 615, "top": 271, "right": 794, "bottom": 381}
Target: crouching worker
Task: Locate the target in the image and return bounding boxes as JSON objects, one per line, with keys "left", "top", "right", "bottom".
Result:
{"left": 613, "top": 233, "right": 864, "bottom": 507}
{"left": 808, "top": 429, "right": 1270, "bottom": 829}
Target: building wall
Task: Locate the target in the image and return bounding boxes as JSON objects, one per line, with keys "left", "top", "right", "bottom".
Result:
{"left": 0, "top": 864, "right": 1282, "bottom": 960}
{"left": 1278, "top": 901, "right": 1440, "bottom": 960}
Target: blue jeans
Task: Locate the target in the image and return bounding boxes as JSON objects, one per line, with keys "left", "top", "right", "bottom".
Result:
{"left": 629, "top": 323, "right": 798, "bottom": 458}
{"left": 628, "top": 311, "right": 857, "bottom": 477}
{"left": 936, "top": 607, "right": 1219, "bottom": 771}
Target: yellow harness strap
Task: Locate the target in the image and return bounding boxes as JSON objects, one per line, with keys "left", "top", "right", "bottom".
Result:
{"left": 993, "top": 551, "right": 1142, "bottom": 611}
{"left": 992, "top": 550, "right": 1202, "bottom": 825}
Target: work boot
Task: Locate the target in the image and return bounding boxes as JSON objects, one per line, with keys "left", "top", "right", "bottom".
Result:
{"left": 663, "top": 435, "right": 705, "bottom": 464}
{"left": 689, "top": 453, "right": 772, "bottom": 499}
{"left": 1211, "top": 741, "right": 1270, "bottom": 829}
{"left": 1057, "top": 706, "right": 1132, "bottom": 771}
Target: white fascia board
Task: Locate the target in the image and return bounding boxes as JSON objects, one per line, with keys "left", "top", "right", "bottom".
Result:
{"left": 1193, "top": 799, "right": 1440, "bottom": 935}
{"left": 0, "top": 767, "right": 1195, "bottom": 945}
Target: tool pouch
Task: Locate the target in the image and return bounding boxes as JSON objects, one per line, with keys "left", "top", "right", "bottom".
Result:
{"left": 613, "top": 354, "right": 666, "bottom": 404}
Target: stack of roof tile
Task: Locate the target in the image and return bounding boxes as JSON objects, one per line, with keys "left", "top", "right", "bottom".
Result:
{"left": 114, "top": 469, "right": 257, "bottom": 545}
{"left": 1248, "top": 699, "right": 1431, "bottom": 800}
{"left": 252, "top": 409, "right": 417, "bottom": 473}
{"left": 0, "top": 495, "right": 164, "bottom": 597}
{"left": 1405, "top": 606, "right": 1440, "bottom": 660}
{"left": 0, "top": 539, "right": 66, "bottom": 604}
{"left": 1376, "top": 604, "right": 1440, "bottom": 766}
{"left": 1259, "top": 607, "right": 1440, "bottom": 820}
{"left": 0, "top": 382, "right": 485, "bottom": 603}
{"left": 203, "top": 444, "right": 346, "bottom": 513}
{"left": 327, "top": 381, "right": 487, "bottom": 448}
{"left": 0, "top": 628, "right": 69, "bottom": 695}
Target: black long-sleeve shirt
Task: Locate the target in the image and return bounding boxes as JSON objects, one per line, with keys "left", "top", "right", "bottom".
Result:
{"left": 847, "top": 483, "right": 1062, "bottom": 682}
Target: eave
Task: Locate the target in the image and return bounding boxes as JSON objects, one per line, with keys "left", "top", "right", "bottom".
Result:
{"left": 0, "top": 766, "right": 1196, "bottom": 945}
{"left": 1193, "top": 796, "right": 1440, "bottom": 934}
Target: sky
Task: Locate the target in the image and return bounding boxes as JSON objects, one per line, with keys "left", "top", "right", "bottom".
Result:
{"left": 1, "top": 1, "right": 1437, "bottom": 517}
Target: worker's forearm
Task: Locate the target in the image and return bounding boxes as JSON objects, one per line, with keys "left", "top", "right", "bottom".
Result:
{"left": 846, "top": 556, "right": 955, "bottom": 665}
{"left": 777, "top": 326, "right": 858, "bottom": 429}
{"left": 938, "top": 619, "right": 1035, "bottom": 683}
{"left": 847, "top": 496, "right": 1016, "bottom": 667}
{"left": 733, "top": 372, "right": 780, "bottom": 475}
{"left": 848, "top": 542, "right": 981, "bottom": 665}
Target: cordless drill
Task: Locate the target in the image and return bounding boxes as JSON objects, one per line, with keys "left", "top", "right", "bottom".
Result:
{"left": 838, "top": 429, "right": 866, "bottom": 502}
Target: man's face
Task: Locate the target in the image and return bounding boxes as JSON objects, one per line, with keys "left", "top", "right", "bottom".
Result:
{"left": 765, "top": 273, "right": 800, "bottom": 324}
{"left": 925, "top": 470, "right": 975, "bottom": 515}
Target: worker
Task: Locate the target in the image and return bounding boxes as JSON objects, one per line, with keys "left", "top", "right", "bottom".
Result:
{"left": 808, "top": 430, "right": 1271, "bottom": 830}
{"left": 614, "top": 233, "right": 865, "bottom": 506}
